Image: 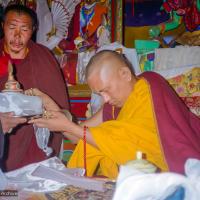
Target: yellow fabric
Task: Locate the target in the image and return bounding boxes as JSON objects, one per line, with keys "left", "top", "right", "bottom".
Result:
{"left": 67, "top": 79, "right": 168, "bottom": 178}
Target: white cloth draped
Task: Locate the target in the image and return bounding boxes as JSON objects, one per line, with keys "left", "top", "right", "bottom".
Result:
{"left": 113, "top": 159, "right": 200, "bottom": 200}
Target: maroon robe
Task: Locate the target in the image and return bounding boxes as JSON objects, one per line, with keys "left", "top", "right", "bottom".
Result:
{"left": 103, "top": 71, "right": 200, "bottom": 174}
{"left": 0, "top": 39, "right": 70, "bottom": 171}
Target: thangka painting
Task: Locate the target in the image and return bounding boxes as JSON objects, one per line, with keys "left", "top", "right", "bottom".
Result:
{"left": 57, "top": 0, "right": 123, "bottom": 85}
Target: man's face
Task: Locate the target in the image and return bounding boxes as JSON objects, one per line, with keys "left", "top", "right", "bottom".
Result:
{"left": 3, "top": 11, "right": 33, "bottom": 55}
{"left": 88, "top": 67, "right": 129, "bottom": 108}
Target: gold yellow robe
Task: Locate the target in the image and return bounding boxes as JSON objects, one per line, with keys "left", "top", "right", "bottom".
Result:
{"left": 67, "top": 78, "right": 168, "bottom": 178}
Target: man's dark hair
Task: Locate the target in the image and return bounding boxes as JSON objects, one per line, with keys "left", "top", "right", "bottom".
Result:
{"left": 2, "top": 4, "right": 38, "bottom": 30}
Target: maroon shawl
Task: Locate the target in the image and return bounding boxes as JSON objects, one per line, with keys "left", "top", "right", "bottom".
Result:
{"left": 0, "top": 39, "right": 69, "bottom": 171}
{"left": 103, "top": 71, "right": 200, "bottom": 174}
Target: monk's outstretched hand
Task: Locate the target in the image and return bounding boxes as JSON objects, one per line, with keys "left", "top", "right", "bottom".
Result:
{"left": 28, "top": 110, "right": 71, "bottom": 132}
{"left": 0, "top": 112, "right": 27, "bottom": 134}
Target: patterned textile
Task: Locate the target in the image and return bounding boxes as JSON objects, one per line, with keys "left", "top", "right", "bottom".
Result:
{"left": 181, "top": 96, "right": 200, "bottom": 117}
{"left": 167, "top": 67, "right": 200, "bottom": 117}
{"left": 45, "top": 182, "right": 115, "bottom": 200}
{"left": 167, "top": 67, "right": 200, "bottom": 97}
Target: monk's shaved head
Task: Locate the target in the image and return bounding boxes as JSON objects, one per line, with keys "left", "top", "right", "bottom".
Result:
{"left": 85, "top": 50, "right": 135, "bottom": 81}
{"left": 86, "top": 50, "right": 137, "bottom": 107}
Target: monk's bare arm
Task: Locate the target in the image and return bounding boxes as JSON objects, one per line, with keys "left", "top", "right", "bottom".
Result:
{"left": 62, "top": 123, "right": 97, "bottom": 148}
{"left": 63, "top": 108, "right": 103, "bottom": 144}
{"left": 81, "top": 107, "right": 103, "bottom": 127}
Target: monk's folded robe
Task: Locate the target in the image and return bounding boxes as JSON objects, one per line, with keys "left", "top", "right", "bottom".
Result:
{"left": 68, "top": 72, "right": 200, "bottom": 178}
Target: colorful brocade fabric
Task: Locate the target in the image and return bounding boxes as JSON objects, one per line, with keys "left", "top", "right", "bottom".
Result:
{"left": 167, "top": 67, "right": 200, "bottom": 97}
{"left": 167, "top": 67, "right": 200, "bottom": 117}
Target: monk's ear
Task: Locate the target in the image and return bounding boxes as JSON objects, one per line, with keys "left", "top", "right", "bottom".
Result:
{"left": 118, "top": 67, "right": 132, "bottom": 81}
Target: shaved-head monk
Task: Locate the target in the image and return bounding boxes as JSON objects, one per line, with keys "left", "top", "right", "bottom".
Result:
{"left": 29, "top": 50, "right": 200, "bottom": 179}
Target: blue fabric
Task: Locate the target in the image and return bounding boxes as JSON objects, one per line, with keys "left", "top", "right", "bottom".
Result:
{"left": 165, "top": 187, "right": 185, "bottom": 200}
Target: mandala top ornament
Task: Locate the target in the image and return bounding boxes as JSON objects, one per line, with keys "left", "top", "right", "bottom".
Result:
{"left": 2, "top": 60, "right": 23, "bottom": 93}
